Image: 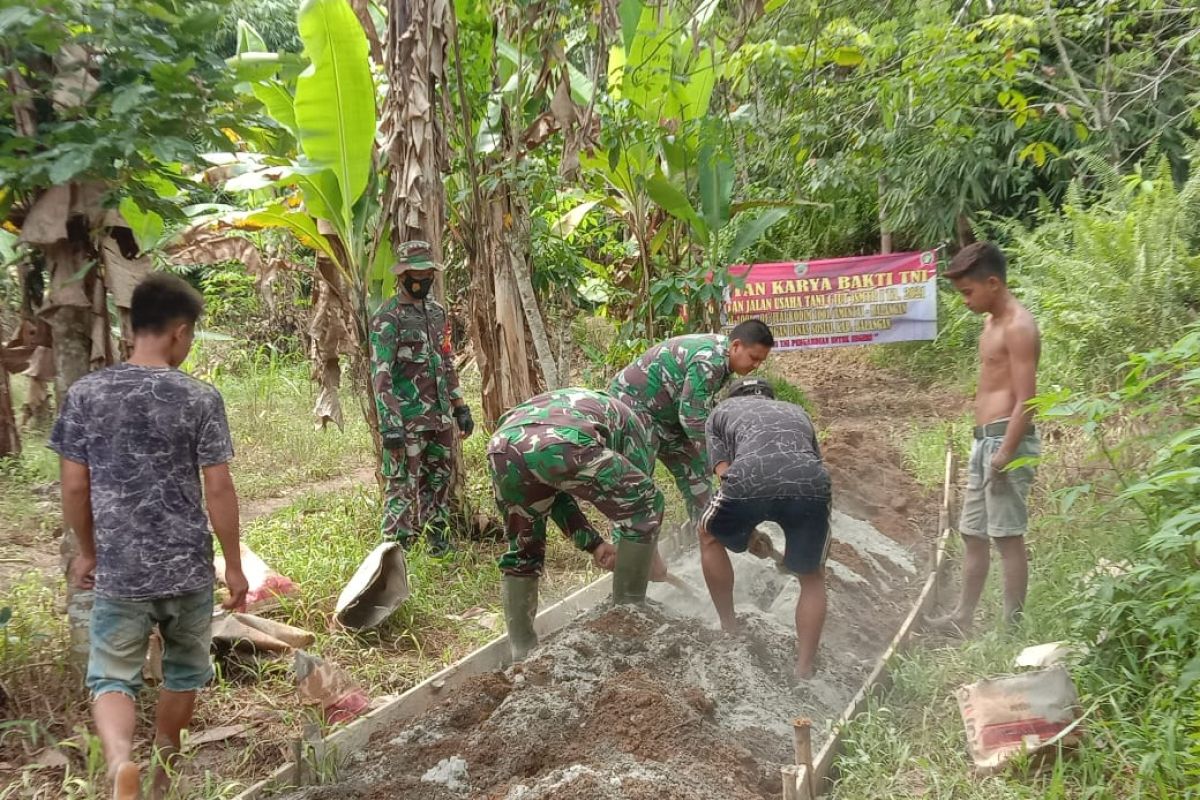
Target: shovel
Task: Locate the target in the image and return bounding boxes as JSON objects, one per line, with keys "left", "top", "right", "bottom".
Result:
{"left": 748, "top": 527, "right": 793, "bottom": 575}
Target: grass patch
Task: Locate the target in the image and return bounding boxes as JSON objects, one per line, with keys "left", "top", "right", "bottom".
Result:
{"left": 0, "top": 446, "right": 58, "bottom": 538}
{"left": 187, "top": 344, "right": 373, "bottom": 501}
{"left": 760, "top": 368, "right": 813, "bottom": 413}
{"left": 898, "top": 415, "right": 973, "bottom": 490}
{"left": 834, "top": 503, "right": 1136, "bottom": 798}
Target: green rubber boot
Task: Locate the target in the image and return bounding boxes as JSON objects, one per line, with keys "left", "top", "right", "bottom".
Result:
{"left": 612, "top": 538, "right": 655, "bottom": 605}
{"left": 501, "top": 575, "right": 539, "bottom": 661}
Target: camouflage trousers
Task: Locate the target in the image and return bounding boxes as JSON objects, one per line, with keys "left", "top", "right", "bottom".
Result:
{"left": 381, "top": 427, "right": 455, "bottom": 544}
{"left": 487, "top": 430, "right": 664, "bottom": 578}
{"left": 650, "top": 424, "right": 712, "bottom": 523}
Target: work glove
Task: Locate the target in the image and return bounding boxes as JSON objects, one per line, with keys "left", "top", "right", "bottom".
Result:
{"left": 453, "top": 405, "right": 475, "bottom": 437}
{"left": 381, "top": 431, "right": 405, "bottom": 451}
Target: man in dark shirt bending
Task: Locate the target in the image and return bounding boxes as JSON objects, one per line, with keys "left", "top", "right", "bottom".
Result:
{"left": 700, "top": 377, "right": 832, "bottom": 679}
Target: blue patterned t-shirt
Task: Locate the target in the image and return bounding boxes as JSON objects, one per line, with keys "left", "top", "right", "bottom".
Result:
{"left": 49, "top": 363, "right": 234, "bottom": 600}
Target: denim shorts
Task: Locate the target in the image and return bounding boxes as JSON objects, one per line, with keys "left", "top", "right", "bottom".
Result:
{"left": 960, "top": 431, "right": 1041, "bottom": 539}
{"left": 701, "top": 494, "right": 832, "bottom": 575}
{"left": 87, "top": 588, "right": 215, "bottom": 699}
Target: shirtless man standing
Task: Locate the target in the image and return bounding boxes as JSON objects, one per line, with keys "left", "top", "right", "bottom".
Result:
{"left": 928, "top": 241, "right": 1041, "bottom": 635}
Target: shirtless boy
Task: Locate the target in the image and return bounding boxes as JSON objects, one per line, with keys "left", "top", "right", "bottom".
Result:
{"left": 928, "top": 241, "right": 1041, "bottom": 634}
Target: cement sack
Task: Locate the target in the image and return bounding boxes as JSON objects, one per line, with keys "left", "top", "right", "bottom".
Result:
{"left": 956, "top": 665, "right": 1083, "bottom": 774}
{"left": 214, "top": 543, "right": 297, "bottom": 611}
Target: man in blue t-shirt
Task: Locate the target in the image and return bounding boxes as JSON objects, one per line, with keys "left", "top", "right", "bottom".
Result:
{"left": 51, "top": 273, "right": 247, "bottom": 800}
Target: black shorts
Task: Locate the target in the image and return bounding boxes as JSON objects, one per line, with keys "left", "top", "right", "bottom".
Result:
{"left": 700, "top": 494, "right": 832, "bottom": 575}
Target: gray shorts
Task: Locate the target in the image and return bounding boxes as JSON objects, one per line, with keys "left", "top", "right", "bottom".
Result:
{"left": 960, "top": 429, "right": 1040, "bottom": 539}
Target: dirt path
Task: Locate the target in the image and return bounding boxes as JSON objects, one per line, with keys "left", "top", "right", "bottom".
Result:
{"left": 773, "top": 347, "right": 969, "bottom": 547}
{"left": 239, "top": 465, "right": 377, "bottom": 520}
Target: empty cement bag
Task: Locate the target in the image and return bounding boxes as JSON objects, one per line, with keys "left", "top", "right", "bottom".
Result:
{"left": 214, "top": 543, "right": 297, "bottom": 612}
{"left": 957, "top": 665, "right": 1084, "bottom": 775}
{"left": 334, "top": 542, "right": 411, "bottom": 629}
{"left": 212, "top": 612, "right": 315, "bottom": 653}
{"left": 294, "top": 650, "right": 370, "bottom": 725}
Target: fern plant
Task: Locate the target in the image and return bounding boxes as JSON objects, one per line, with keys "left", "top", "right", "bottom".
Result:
{"left": 1011, "top": 151, "right": 1200, "bottom": 390}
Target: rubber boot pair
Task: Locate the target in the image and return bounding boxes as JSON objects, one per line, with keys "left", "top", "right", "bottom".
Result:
{"left": 612, "top": 538, "right": 655, "bottom": 605}
{"left": 502, "top": 575, "right": 539, "bottom": 661}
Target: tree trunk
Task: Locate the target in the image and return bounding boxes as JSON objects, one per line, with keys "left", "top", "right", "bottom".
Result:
{"left": 506, "top": 196, "right": 560, "bottom": 389}
{"left": 0, "top": 362, "right": 19, "bottom": 459}
{"left": 466, "top": 188, "right": 538, "bottom": 425}
{"left": 310, "top": 253, "right": 355, "bottom": 433}
{"left": 42, "top": 240, "right": 97, "bottom": 403}
{"left": 955, "top": 212, "right": 977, "bottom": 248}
{"left": 878, "top": 174, "right": 893, "bottom": 255}
{"left": 38, "top": 230, "right": 104, "bottom": 673}
{"left": 447, "top": 3, "right": 541, "bottom": 425}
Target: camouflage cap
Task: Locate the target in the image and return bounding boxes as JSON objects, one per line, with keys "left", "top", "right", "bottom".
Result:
{"left": 392, "top": 240, "right": 445, "bottom": 274}
{"left": 725, "top": 376, "right": 775, "bottom": 400}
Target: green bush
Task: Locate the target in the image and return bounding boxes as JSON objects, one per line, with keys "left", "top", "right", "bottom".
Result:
{"left": 896, "top": 152, "right": 1200, "bottom": 391}
{"left": 1036, "top": 325, "right": 1200, "bottom": 793}
{"left": 1012, "top": 157, "right": 1200, "bottom": 390}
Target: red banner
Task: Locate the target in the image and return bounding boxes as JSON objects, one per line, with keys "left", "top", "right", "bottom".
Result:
{"left": 723, "top": 250, "right": 939, "bottom": 350}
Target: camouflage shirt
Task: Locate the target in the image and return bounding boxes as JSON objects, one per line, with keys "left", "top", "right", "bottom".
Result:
{"left": 609, "top": 334, "right": 732, "bottom": 444}
{"left": 492, "top": 389, "right": 655, "bottom": 475}
{"left": 370, "top": 297, "right": 462, "bottom": 434}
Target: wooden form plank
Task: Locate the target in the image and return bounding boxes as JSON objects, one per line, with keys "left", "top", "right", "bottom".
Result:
{"left": 233, "top": 574, "right": 615, "bottom": 799}
{"left": 807, "top": 446, "right": 958, "bottom": 797}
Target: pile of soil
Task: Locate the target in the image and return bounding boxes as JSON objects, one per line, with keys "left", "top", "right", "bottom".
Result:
{"left": 284, "top": 602, "right": 854, "bottom": 800}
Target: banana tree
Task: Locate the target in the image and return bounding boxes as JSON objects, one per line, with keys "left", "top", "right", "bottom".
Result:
{"left": 446, "top": 0, "right": 596, "bottom": 423}
{"left": 212, "top": 0, "right": 386, "bottom": 434}
{"left": 575, "top": 0, "right": 723, "bottom": 337}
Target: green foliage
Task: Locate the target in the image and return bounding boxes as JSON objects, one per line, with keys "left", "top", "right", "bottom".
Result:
{"left": 216, "top": 0, "right": 302, "bottom": 56}
{"left": 1010, "top": 157, "right": 1200, "bottom": 390}
{"left": 216, "top": 0, "right": 391, "bottom": 358}
{"left": 1036, "top": 327, "right": 1200, "bottom": 793}
{"left": 198, "top": 267, "right": 260, "bottom": 328}
{"left": 0, "top": 0, "right": 243, "bottom": 218}
{"left": 901, "top": 150, "right": 1200, "bottom": 390}
{"left": 729, "top": 0, "right": 1199, "bottom": 256}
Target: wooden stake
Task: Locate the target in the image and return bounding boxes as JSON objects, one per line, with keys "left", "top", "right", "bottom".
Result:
{"left": 792, "top": 717, "right": 813, "bottom": 769}
{"left": 781, "top": 764, "right": 805, "bottom": 800}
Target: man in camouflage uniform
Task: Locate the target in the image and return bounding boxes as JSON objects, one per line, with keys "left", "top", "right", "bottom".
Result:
{"left": 370, "top": 241, "right": 474, "bottom": 556}
{"left": 609, "top": 319, "right": 775, "bottom": 525}
{"left": 488, "top": 388, "right": 665, "bottom": 659}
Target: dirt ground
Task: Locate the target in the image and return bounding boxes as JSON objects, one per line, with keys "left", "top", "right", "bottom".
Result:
{"left": 274, "top": 348, "right": 968, "bottom": 800}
